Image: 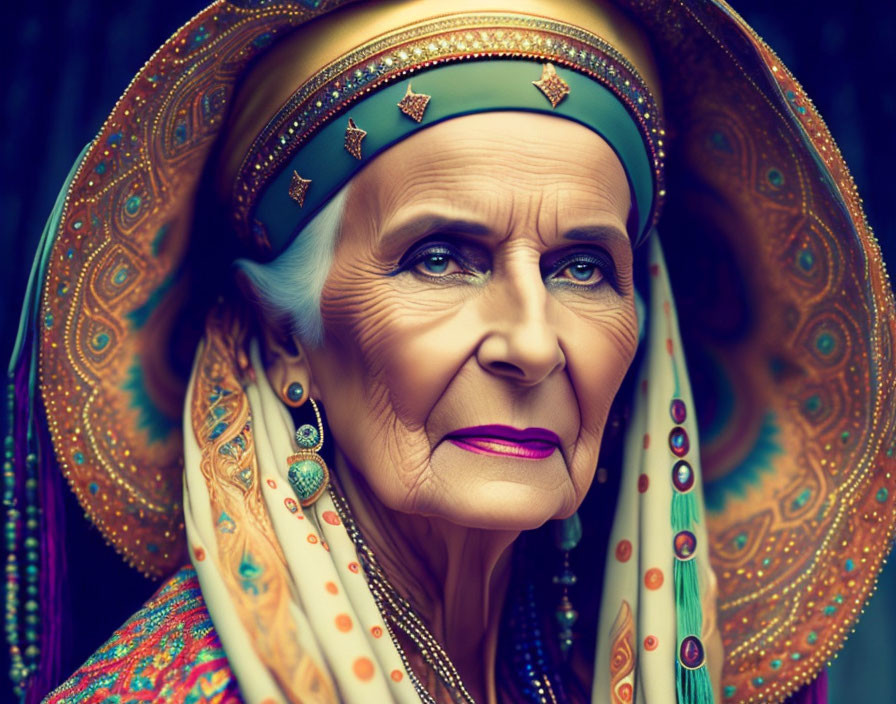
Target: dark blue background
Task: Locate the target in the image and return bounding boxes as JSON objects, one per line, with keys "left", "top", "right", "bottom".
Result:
{"left": 2, "top": 1, "right": 894, "bottom": 700}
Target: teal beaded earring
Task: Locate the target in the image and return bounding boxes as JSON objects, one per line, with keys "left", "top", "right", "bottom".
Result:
{"left": 286, "top": 398, "right": 329, "bottom": 506}
{"left": 553, "top": 512, "right": 582, "bottom": 657}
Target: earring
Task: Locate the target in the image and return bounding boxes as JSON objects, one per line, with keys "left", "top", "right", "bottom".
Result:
{"left": 283, "top": 381, "right": 305, "bottom": 407}
{"left": 553, "top": 512, "right": 582, "bottom": 658}
{"left": 286, "top": 398, "right": 329, "bottom": 506}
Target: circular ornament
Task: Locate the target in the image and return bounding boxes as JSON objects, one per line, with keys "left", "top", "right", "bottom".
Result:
{"left": 679, "top": 635, "right": 706, "bottom": 670}
{"left": 669, "top": 427, "right": 690, "bottom": 457}
{"left": 286, "top": 382, "right": 304, "bottom": 404}
{"left": 295, "top": 424, "right": 320, "bottom": 449}
{"left": 670, "top": 398, "right": 687, "bottom": 424}
{"left": 287, "top": 456, "right": 329, "bottom": 505}
{"left": 672, "top": 460, "right": 695, "bottom": 493}
{"left": 673, "top": 530, "right": 697, "bottom": 560}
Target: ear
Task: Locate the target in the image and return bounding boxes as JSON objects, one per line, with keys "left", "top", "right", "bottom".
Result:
{"left": 258, "top": 319, "right": 315, "bottom": 406}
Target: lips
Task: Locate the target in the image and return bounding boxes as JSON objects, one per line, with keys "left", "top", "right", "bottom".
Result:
{"left": 446, "top": 425, "right": 560, "bottom": 460}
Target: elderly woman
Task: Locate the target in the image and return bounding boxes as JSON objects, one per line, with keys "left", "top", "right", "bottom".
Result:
{"left": 5, "top": 0, "right": 895, "bottom": 703}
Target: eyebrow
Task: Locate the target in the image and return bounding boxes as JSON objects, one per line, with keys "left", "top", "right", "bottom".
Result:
{"left": 563, "top": 225, "right": 630, "bottom": 247}
{"left": 380, "top": 214, "right": 630, "bottom": 250}
{"left": 380, "top": 214, "right": 492, "bottom": 249}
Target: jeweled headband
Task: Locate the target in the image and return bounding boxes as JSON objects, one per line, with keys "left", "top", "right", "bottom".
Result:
{"left": 232, "top": 14, "right": 666, "bottom": 256}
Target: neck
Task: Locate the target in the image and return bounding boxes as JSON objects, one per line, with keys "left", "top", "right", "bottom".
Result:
{"left": 334, "top": 451, "right": 518, "bottom": 704}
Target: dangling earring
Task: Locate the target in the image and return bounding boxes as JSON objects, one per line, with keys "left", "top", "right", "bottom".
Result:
{"left": 282, "top": 381, "right": 305, "bottom": 407}
{"left": 286, "top": 398, "right": 329, "bottom": 506}
{"left": 553, "top": 512, "right": 582, "bottom": 658}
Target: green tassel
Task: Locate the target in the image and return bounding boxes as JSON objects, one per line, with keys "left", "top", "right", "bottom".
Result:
{"left": 671, "top": 491, "right": 699, "bottom": 532}
{"left": 676, "top": 662, "right": 715, "bottom": 704}
{"left": 674, "top": 558, "right": 702, "bottom": 639}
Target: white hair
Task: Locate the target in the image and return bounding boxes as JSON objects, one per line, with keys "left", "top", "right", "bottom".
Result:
{"left": 236, "top": 186, "right": 349, "bottom": 346}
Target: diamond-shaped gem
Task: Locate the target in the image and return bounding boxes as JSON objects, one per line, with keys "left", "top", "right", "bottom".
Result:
{"left": 397, "top": 83, "right": 431, "bottom": 123}
{"left": 288, "top": 171, "right": 311, "bottom": 206}
{"left": 344, "top": 117, "right": 367, "bottom": 160}
{"left": 533, "top": 63, "right": 570, "bottom": 108}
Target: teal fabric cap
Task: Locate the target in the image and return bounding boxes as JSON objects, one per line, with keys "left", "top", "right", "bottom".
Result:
{"left": 253, "top": 59, "right": 656, "bottom": 255}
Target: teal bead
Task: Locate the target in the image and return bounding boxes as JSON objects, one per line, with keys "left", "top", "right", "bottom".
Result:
{"left": 286, "top": 382, "right": 304, "bottom": 403}
{"left": 288, "top": 458, "right": 325, "bottom": 502}
{"left": 553, "top": 512, "right": 582, "bottom": 551}
{"left": 552, "top": 569, "right": 578, "bottom": 586}
{"left": 295, "top": 424, "right": 320, "bottom": 449}
{"left": 555, "top": 606, "right": 578, "bottom": 628}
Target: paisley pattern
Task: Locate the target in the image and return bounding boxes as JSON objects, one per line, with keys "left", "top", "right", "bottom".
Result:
{"left": 44, "top": 566, "right": 241, "bottom": 704}
{"left": 608, "top": 601, "right": 635, "bottom": 704}
{"left": 187, "top": 304, "right": 337, "bottom": 701}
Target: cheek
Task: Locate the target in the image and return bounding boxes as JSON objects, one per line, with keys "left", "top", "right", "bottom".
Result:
{"left": 565, "top": 301, "right": 639, "bottom": 447}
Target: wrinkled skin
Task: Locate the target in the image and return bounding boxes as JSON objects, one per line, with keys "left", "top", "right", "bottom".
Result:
{"left": 264, "top": 112, "right": 638, "bottom": 703}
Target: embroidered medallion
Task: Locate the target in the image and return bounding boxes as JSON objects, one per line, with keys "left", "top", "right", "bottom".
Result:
{"left": 288, "top": 171, "right": 311, "bottom": 206}
{"left": 532, "top": 63, "right": 570, "bottom": 108}
{"left": 396, "top": 83, "right": 431, "bottom": 122}
{"left": 344, "top": 118, "right": 367, "bottom": 160}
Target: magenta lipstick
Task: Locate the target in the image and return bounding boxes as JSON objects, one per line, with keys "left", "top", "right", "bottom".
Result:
{"left": 446, "top": 425, "right": 560, "bottom": 459}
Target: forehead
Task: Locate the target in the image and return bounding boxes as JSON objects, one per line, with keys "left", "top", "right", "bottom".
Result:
{"left": 344, "top": 112, "right": 632, "bottom": 234}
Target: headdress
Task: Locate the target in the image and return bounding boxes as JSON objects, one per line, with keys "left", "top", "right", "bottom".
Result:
{"left": 6, "top": 1, "right": 896, "bottom": 703}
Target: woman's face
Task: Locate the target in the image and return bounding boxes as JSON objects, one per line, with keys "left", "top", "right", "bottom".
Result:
{"left": 304, "top": 112, "right": 638, "bottom": 530}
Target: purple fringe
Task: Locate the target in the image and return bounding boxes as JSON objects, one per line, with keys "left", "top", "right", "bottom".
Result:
{"left": 12, "top": 348, "right": 67, "bottom": 704}
{"left": 787, "top": 669, "right": 828, "bottom": 704}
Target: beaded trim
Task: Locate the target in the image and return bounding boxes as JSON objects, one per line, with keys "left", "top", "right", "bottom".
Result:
{"left": 231, "top": 13, "right": 665, "bottom": 252}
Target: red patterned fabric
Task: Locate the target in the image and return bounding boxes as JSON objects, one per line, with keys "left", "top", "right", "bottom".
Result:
{"left": 44, "top": 566, "right": 242, "bottom": 703}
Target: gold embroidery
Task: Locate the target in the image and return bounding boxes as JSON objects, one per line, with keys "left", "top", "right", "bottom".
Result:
{"left": 532, "top": 63, "right": 570, "bottom": 108}
{"left": 344, "top": 118, "right": 367, "bottom": 160}
{"left": 397, "top": 83, "right": 431, "bottom": 123}
{"left": 288, "top": 171, "right": 311, "bottom": 206}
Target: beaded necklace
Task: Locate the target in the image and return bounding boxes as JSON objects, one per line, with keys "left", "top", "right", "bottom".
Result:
{"left": 329, "top": 488, "right": 574, "bottom": 704}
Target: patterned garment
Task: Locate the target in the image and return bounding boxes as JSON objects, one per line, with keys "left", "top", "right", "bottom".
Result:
{"left": 45, "top": 567, "right": 242, "bottom": 704}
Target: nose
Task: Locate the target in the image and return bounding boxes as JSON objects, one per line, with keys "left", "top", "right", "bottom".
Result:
{"left": 476, "top": 269, "right": 566, "bottom": 385}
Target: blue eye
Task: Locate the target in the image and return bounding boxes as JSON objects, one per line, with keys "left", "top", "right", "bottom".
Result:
{"left": 547, "top": 253, "right": 608, "bottom": 287}
{"left": 568, "top": 262, "right": 597, "bottom": 281}
{"left": 403, "top": 244, "right": 468, "bottom": 278}
{"left": 420, "top": 253, "right": 450, "bottom": 274}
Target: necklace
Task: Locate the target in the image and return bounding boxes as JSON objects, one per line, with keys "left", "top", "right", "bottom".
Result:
{"left": 329, "top": 487, "right": 575, "bottom": 704}
{"left": 330, "top": 488, "right": 477, "bottom": 704}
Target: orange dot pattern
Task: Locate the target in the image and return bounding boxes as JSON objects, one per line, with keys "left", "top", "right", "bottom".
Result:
{"left": 638, "top": 474, "right": 649, "bottom": 493}
{"left": 353, "top": 657, "right": 374, "bottom": 681}
{"left": 335, "top": 613, "right": 352, "bottom": 632}
{"left": 615, "top": 539, "right": 632, "bottom": 563}
{"left": 644, "top": 567, "right": 664, "bottom": 590}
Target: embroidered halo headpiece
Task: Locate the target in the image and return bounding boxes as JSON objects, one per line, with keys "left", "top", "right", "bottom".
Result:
{"left": 229, "top": 13, "right": 666, "bottom": 256}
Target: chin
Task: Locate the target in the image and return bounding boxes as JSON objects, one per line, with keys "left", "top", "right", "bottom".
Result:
{"left": 411, "top": 441, "right": 580, "bottom": 531}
